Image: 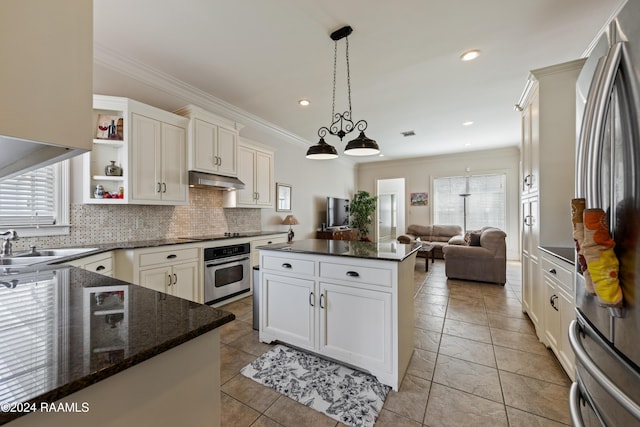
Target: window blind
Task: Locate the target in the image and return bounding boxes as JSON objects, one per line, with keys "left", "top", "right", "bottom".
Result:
{"left": 0, "top": 272, "right": 57, "bottom": 403}
{"left": 0, "top": 165, "right": 56, "bottom": 226}
{"left": 433, "top": 173, "right": 506, "bottom": 231}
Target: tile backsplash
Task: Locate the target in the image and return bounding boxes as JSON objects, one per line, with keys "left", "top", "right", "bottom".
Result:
{"left": 11, "top": 188, "right": 262, "bottom": 251}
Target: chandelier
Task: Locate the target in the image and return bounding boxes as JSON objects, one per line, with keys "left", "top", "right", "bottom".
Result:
{"left": 306, "top": 25, "right": 380, "bottom": 160}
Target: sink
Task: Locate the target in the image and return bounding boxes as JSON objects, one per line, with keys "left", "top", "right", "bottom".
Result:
{"left": 0, "top": 256, "right": 61, "bottom": 266}
{"left": 14, "top": 248, "right": 99, "bottom": 258}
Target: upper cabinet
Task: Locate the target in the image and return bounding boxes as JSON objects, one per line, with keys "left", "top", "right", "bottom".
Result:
{"left": 0, "top": 1, "right": 93, "bottom": 178}
{"left": 84, "top": 96, "right": 189, "bottom": 205}
{"left": 174, "top": 105, "right": 242, "bottom": 177}
{"left": 224, "top": 138, "right": 274, "bottom": 208}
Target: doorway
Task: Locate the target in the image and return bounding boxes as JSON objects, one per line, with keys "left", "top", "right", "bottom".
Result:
{"left": 376, "top": 178, "right": 405, "bottom": 242}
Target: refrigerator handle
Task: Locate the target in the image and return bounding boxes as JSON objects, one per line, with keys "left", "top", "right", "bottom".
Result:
{"left": 586, "top": 42, "right": 624, "bottom": 208}
{"left": 577, "top": 56, "right": 607, "bottom": 199}
{"left": 569, "top": 319, "right": 640, "bottom": 419}
{"left": 569, "top": 382, "right": 586, "bottom": 427}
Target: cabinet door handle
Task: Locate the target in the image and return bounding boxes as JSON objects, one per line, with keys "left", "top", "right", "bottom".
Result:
{"left": 320, "top": 293, "right": 326, "bottom": 309}
{"left": 282, "top": 263, "right": 292, "bottom": 269}
{"left": 173, "top": 273, "right": 178, "bottom": 285}
{"left": 157, "top": 182, "right": 162, "bottom": 193}
{"left": 549, "top": 268, "right": 557, "bottom": 274}
{"left": 167, "top": 254, "right": 178, "bottom": 259}
{"left": 309, "top": 292, "right": 314, "bottom": 307}
{"left": 346, "top": 271, "right": 360, "bottom": 277}
{"left": 167, "top": 274, "right": 172, "bottom": 286}
{"left": 550, "top": 294, "right": 559, "bottom": 311}
{"left": 162, "top": 182, "right": 167, "bottom": 193}
{"left": 217, "top": 156, "right": 222, "bottom": 166}
{"left": 95, "top": 265, "right": 105, "bottom": 271}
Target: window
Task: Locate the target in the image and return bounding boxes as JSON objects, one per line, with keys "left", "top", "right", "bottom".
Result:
{"left": 433, "top": 173, "right": 506, "bottom": 231}
{"left": 0, "top": 161, "right": 70, "bottom": 236}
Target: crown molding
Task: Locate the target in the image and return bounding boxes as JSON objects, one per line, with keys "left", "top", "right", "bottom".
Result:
{"left": 93, "top": 43, "right": 312, "bottom": 148}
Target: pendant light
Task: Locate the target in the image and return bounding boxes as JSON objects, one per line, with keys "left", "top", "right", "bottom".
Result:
{"left": 306, "top": 25, "right": 380, "bottom": 159}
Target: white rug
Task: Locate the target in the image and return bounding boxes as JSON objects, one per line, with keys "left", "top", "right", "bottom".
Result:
{"left": 241, "top": 345, "right": 389, "bottom": 427}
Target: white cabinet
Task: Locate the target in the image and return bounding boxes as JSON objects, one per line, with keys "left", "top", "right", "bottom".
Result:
{"left": 224, "top": 139, "right": 274, "bottom": 208}
{"left": 518, "top": 59, "right": 584, "bottom": 341}
{"left": 84, "top": 96, "right": 188, "bottom": 205}
{"left": 259, "top": 250, "right": 416, "bottom": 390}
{"left": 262, "top": 273, "right": 316, "bottom": 350}
{"left": 116, "top": 245, "right": 201, "bottom": 303}
{"left": 130, "top": 114, "right": 188, "bottom": 204}
{"left": 174, "top": 105, "right": 241, "bottom": 177}
{"left": 319, "top": 282, "right": 392, "bottom": 373}
{"left": 66, "top": 251, "right": 114, "bottom": 277}
{"left": 541, "top": 253, "right": 575, "bottom": 380}
{"left": 249, "top": 235, "right": 288, "bottom": 267}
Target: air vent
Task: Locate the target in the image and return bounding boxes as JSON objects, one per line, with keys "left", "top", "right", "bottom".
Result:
{"left": 401, "top": 130, "right": 416, "bottom": 137}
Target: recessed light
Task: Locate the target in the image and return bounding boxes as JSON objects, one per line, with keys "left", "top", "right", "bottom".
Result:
{"left": 378, "top": 153, "right": 385, "bottom": 157}
{"left": 298, "top": 99, "right": 310, "bottom": 106}
{"left": 463, "top": 121, "right": 474, "bottom": 126}
{"left": 465, "top": 142, "right": 472, "bottom": 147}
{"left": 460, "top": 50, "right": 480, "bottom": 61}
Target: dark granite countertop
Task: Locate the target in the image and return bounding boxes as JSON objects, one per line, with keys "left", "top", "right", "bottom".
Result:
{"left": 46, "top": 231, "right": 287, "bottom": 264}
{"left": 0, "top": 264, "right": 234, "bottom": 425}
{"left": 257, "top": 239, "right": 419, "bottom": 262}
{"left": 539, "top": 246, "right": 576, "bottom": 265}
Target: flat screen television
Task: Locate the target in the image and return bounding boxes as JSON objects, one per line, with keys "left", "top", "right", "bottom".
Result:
{"left": 326, "top": 196, "right": 350, "bottom": 228}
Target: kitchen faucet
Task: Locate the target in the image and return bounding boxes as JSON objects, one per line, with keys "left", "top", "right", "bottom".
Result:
{"left": 0, "top": 230, "right": 19, "bottom": 257}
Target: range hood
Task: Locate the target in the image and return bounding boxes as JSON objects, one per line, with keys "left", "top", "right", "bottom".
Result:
{"left": 0, "top": 135, "right": 87, "bottom": 180}
{"left": 188, "top": 171, "right": 245, "bottom": 190}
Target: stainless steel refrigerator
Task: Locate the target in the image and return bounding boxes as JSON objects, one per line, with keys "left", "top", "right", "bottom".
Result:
{"left": 571, "top": 0, "right": 640, "bottom": 425}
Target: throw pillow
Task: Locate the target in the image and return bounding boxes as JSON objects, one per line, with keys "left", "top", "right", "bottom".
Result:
{"left": 469, "top": 231, "right": 482, "bottom": 246}
{"left": 464, "top": 230, "right": 482, "bottom": 246}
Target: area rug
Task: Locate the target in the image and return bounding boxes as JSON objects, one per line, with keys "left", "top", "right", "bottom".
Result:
{"left": 240, "top": 344, "right": 390, "bottom": 427}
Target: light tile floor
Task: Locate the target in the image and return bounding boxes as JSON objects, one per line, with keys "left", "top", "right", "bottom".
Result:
{"left": 218, "top": 260, "right": 571, "bottom": 426}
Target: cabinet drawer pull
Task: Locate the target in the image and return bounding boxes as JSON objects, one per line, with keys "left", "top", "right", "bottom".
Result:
{"left": 267, "top": 241, "right": 272, "bottom": 244}
{"left": 167, "top": 254, "right": 178, "bottom": 259}
{"left": 549, "top": 268, "right": 557, "bottom": 274}
{"left": 346, "top": 271, "right": 360, "bottom": 277}
{"left": 282, "top": 263, "right": 292, "bottom": 269}
{"left": 309, "top": 292, "right": 314, "bottom": 307}
{"left": 95, "top": 265, "right": 106, "bottom": 271}
{"left": 320, "top": 293, "right": 326, "bottom": 309}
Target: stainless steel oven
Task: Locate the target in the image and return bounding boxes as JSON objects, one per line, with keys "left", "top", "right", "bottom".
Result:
{"left": 203, "top": 243, "right": 250, "bottom": 305}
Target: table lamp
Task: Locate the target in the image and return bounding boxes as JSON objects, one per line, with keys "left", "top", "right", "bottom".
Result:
{"left": 281, "top": 214, "right": 299, "bottom": 243}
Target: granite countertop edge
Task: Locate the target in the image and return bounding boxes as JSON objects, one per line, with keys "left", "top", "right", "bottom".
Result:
{"left": 24, "top": 314, "right": 233, "bottom": 416}
{"left": 257, "top": 240, "right": 420, "bottom": 262}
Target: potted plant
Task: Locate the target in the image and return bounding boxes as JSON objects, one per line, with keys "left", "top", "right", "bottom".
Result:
{"left": 350, "top": 190, "right": 378, "bottom": 241}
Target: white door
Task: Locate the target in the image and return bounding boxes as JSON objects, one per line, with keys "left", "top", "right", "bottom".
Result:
{"left": 255, "top": 150, "right": 273, "bottom": 206}
{"left": 217, "top": 126, "right": 237, "bottom": 177}
{"left": 160, "top": 122, "right": 187, "bottom": 203}
{"left": 193, "top": 118, "right": 217, "bottom": 173}
{"left": 261, "top": 273, "right": 315, "bottom": 350}
{"left": 377, "top": 178, "right": 405, "bottom": 242}
{"left": 131, "top": 113, "right": 161, "bottom": 202}
{"left": 172, "top": 261, "right": 199, "bottom": 302}
{"left": 236, "top": 145, "right": 256, "bottom": 205}
{"left": 319, "top": 282, "right": 392, "bottom": 373}
{"left": 139, "top": 266, "right": 172, "bottom": 293}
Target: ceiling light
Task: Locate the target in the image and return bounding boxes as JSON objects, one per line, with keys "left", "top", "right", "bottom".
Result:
{"left": 463, "top": 121, "right": 474, "bottom": 126}
{"left": 460, "top": 50, "right": 480, "bottom": 61}
{"left": 465, "top": 143, "right": 472, "bottom": 147}
{"left": 298, "top": 99, "right": 310, "bottom": 106}
{"left": 306, "top": 25, "right": 379, "bottom": 159}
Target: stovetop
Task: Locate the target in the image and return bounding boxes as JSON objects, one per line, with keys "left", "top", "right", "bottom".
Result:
{"left": 178, "top": 231, "right": 286, "bottom": 241}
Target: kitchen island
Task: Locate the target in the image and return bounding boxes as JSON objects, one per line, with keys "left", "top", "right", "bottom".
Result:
{"left": 0, "top": 264, "right": 234, "bottom": 427}
{"left": 257, "top": 239, "right": 418, "bottom": 390}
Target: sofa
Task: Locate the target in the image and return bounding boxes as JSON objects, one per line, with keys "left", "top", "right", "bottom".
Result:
{"left": 442, "top": 227, "right": 507, "bottom": 285}
{"left": 397, "top": 224, "right": 464, "bottom": 259}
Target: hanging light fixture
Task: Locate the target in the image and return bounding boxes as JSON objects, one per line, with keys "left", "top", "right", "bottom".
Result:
{"left": 306, "top": 25, "right": 380, "bottom": 159}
